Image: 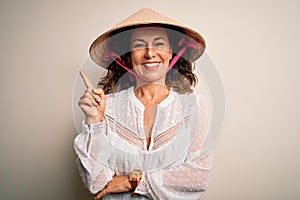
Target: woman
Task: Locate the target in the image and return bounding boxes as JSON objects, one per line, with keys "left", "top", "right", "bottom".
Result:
{"left": 74, "top": 8, "right": 212, "bottom": 199}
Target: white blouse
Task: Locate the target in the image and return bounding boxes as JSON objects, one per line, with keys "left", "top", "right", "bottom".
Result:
{"left": 74, "top": 87, "right": 212, "bottom": 200}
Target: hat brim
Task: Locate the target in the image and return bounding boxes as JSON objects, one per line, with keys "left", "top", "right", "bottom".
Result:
{"left": 89, "top": 8, "right": 206, "bottom": 68}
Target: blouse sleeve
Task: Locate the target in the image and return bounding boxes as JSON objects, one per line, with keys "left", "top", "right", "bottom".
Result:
{"left": 135, "top": 95, "right": 212, "bottom": 200}
{"left": 73, "top": 120, "right": 115, "bottom": 194}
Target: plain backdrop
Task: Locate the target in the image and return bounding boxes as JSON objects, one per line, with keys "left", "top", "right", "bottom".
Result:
{"left": 0, "top": 0, "right": 299, "bottom": 199}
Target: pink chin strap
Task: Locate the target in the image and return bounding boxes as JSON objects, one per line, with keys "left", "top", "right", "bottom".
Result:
{"left": 103, "top": 35, "right": 200, "bottom": 83}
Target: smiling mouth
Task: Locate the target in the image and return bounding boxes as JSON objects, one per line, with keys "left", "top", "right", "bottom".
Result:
{"left": 142, "top": 62, "right": 160, "bottom": 70}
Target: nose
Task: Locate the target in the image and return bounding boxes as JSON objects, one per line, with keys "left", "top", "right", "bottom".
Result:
{"left": 144, "top": 47, "right": 156, "bottom": 58}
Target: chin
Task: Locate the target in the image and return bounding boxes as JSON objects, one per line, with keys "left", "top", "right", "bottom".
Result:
{"left": 137, "top": 76, "right": 166, "bottom": 85}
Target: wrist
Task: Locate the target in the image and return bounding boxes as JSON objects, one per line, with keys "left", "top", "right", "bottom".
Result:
{"left": 128, "top": 169, "right": 142, "bottom": 196}
{"left": 86, "top": 116, "right": 103, "bottom": 125}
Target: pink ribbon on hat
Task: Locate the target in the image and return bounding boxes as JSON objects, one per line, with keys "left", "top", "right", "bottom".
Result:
{"left": 167, "top": 36, "right": 200, "bottom": 72}
{"left": 103, "top": 35, "right": 200, "bottom": 82}
{"left": 103, "top": 51, "right": 137, "bottom": 82}
{"left": 103, "top": 51, "right": 132, "bottom": 74}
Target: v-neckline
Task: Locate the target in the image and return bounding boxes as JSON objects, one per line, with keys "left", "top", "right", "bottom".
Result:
{"left": 129, "top": 87, "right": 174, "bottom": 150}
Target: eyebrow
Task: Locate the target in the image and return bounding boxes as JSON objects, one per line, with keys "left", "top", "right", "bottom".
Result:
{"left": 131, "top": 37, "right": 167, "bottom": 44}
{"left": 154, "top": 37, "right": 167, "bottom": 42}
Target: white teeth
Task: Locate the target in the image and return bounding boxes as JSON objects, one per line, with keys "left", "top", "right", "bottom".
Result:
{"left": 143, "top": 63, "right": 159, "bottom": 67}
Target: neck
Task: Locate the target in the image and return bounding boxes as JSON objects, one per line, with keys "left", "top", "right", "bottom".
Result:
{"left": 134, "top": 83, "right": 169, "bottom": 104}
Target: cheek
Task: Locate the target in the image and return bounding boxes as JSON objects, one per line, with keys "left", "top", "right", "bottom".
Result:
{"left": 163, "top": 51, "right": 172, "bottom": 61}
{"left": 130, "top": 52, "right": 141, "bottom": 66}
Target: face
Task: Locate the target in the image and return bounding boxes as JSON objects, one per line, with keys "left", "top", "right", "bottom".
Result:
{"left": 130, "top": 27, "right": 172, "bottom": 84}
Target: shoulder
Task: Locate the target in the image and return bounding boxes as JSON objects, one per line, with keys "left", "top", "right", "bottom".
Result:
{"left": 170, "top": 90, "right": 207, "bottom": 117}
{"left": 104, "top": 87, "right": 134, "bottom": 116}
{"left": 173, "top": 90, "right": 205, "bottom": 104}
{"left": 106, "top": 87, "right": 133, "bottom": 102}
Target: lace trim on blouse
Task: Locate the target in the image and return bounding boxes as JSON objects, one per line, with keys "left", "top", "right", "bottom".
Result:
{"left": 106, "top": 114, "right": 185, "bottom": 151}
{"left": 152, "top": 119, "right": 184, "bottom": 150}
{"left": 106, "top": 115, "right": 144, "bottom": 149}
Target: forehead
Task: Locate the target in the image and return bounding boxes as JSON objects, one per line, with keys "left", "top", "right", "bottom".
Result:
{"left": 131, "top": 26, "right": 168, "bottom": 40}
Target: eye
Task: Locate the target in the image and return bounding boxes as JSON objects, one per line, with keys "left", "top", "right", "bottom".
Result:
{"left": 132, "top": 42, "right": 146, "bottom": 49}
{"left": 153, "top": 38, "right": 169, "bottom": 49}
{"left": 154, "top": 42, "right": 165, "bottom": 47}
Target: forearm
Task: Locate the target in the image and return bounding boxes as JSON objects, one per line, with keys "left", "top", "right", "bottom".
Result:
{"left": 133, "top": 153, "right": 212, "bottom": 200}
{"left": 74, "top": 120, "right": 114, "bottom": 194}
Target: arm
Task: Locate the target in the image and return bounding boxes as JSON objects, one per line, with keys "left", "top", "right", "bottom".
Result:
{"left": 76, "top": 71, "right": 138, "bottom": 197}
{"left": 75, "top": 119, "right": 136, "bottom": 198}
{"left": 74, "top": 121, "right": 115, "bottom": 194}
{"left": 145, "top": 152, "right": 212, "bottom": 199}
{"left": 74, "top": 70, "right": 115, "bottom": 194}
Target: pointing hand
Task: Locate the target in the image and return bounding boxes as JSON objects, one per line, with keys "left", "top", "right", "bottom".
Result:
{"left": 78, "top": 70, "right": 106, "bottom": 124}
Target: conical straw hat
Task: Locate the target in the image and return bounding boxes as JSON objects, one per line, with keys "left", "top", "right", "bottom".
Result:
{"left": 90, "top": 8, "right": 206, "bottom": 68}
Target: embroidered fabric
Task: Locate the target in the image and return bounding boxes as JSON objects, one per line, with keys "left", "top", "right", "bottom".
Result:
{"left": 74, "top": 87, "right": 212, "bottom": 199}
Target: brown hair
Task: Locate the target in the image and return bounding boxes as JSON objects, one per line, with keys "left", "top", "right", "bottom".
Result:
{"left": 97, "top": 26, "right": 198, "bottom": 94}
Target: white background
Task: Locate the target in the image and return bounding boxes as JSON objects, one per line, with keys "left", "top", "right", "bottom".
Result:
{"left": 0, "top": 0, "right": 299, "bottom": 199}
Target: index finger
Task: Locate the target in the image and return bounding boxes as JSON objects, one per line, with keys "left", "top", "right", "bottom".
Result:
{"left": 79, "top": 70, "right": 94, "bottom": 89}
